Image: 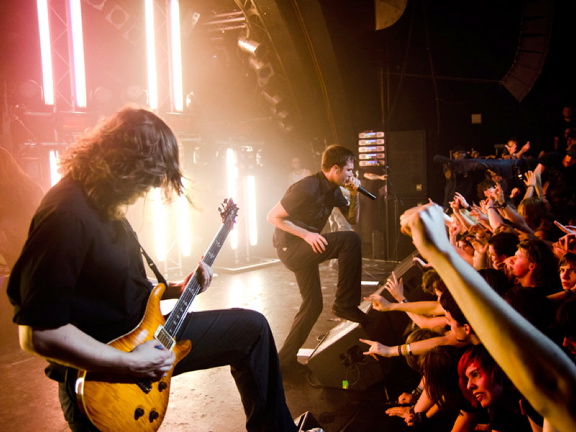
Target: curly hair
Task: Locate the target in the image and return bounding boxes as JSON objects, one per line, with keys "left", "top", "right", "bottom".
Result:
{"left": 58, "top": 105, "right": 184, "bottom": 219}
{"left": 421, "top": 268, "right": 447, "bottom": 296}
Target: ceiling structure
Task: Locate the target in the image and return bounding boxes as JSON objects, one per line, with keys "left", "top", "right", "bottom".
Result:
{"left": 1, "top": 0, "right": 574, "bottom": 169}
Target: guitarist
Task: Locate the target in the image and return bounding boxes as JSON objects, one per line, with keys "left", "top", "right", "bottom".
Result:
{"left": 7, "top": 106, "right": 303, "bottom": 432}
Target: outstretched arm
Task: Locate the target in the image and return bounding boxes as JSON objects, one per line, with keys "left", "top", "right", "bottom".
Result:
{"left": 399, "top": 202, "right": 576, "bottom": 432}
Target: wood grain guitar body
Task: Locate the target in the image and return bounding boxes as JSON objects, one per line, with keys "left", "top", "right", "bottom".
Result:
{"left": 76, "top": 284, "right": 192, "bottom": 432}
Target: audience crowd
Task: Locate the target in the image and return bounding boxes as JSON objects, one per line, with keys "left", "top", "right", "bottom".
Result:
{"left": 361, "top": 131, "right": 576, "bottom": 431}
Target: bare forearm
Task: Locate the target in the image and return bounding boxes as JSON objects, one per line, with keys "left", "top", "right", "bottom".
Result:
{"left": 19, "top": 324, "right": 131, "bottom": 373}
{"left": 424, "top": 247, "right": 576, "bottom": 430}
{"left": 268, "top": 216, "right": 310, "bottom": 239}
{"left": 345, "top": 193, "right": 360, "bottom": 225}
{"left": 389, "top": 301, "right": 443, "bottom": 316}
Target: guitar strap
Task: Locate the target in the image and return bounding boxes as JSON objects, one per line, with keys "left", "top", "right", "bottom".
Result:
{"left": 122, "top": 218, "right": 168, "bottom": 287}
{"left": 140, "top": 243, "right": 168, "bottom": 287}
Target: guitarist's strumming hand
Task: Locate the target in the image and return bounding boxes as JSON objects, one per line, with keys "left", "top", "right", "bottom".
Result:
{"left": 129, "top": 339, "right": 176, "bottom": 380}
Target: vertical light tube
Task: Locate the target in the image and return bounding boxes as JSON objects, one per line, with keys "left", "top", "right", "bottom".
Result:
{"left": 37, "top": 0, "right": 55, "bottom": 105}
{"left": 226, "top": 148, "right": 238, "bottom": 250}
{"left": 144, "top": 0, "right": 158, "bottom": 109}
{"left": 169, "top": 0, "right": 183, "bottom": 112}
{"left": 69, "top": 0, "right": 86, "bottom": 108}
{"left": 246, "top": 175, "right": 257, "bottom": 246}
{"left": 49, "top": 150, "right": 61, "bottom": 186}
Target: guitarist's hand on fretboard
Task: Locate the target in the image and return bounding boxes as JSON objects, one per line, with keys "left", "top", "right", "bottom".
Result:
{"left": 195, "top": 259, "right": 214, "bottom": 294}
{"left": 129, "top": 340, "right": 175, "bottom": 380}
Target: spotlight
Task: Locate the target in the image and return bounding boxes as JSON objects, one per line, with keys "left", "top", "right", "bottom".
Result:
{"left": 105, "top": 4, "right": 130, "bottom": 29}
{"left": 90, "top": 87, "right": 114, "bottom": 112}
{"left": 18, "top": 80, "right": 43, "bottom": 101}
{"left": 92, "top": 86, "right": 112, "bottom": 103}
{"left": 248, "top": 57, "right": 273, "bottom": 86}
{"left": 238, "top": 37, "right": 265, "bottom": 58}
{"left": 262, "top": 90, "right": 289, "bottom": 114}
{"left": 123, "top": 84, "right": 148, "bottom": 106}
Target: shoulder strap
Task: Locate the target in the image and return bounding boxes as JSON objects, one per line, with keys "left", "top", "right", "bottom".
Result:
{"left": 140, "top": 244, "right": 168, "bottom": 286}
{"left": 122, "top": 219, "right": 168, "bottom": 286}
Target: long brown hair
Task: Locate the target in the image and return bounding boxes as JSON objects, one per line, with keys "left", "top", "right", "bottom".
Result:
{"left": 59, "top": 105, "right": 185, "bottom": 219}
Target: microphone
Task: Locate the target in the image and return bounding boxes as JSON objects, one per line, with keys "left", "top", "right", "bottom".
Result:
{"left": 357, "top": 186, "right": 377, "bottom": 200}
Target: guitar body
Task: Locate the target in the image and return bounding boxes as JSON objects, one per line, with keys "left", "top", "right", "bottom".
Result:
{"left": 76, "top": 283, "right": 192, "bottom": 432}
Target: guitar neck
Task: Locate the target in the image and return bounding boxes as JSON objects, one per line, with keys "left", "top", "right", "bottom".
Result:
{"left": 162, "top": 216, "right": 235, "bottom": 339}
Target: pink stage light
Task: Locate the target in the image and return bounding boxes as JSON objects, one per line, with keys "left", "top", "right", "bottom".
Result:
{"left": 69, "top": 0, "right": 87, "bottom": 108}
{"left": 36, "top": 0, "right": 54, "bottom": 106}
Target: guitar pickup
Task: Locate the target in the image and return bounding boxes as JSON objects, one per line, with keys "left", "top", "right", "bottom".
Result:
{"left": 154, "top": 325, "right": 175, "bottom": 350}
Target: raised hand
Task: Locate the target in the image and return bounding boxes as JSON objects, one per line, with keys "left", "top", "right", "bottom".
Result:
{"left": 364, "top": 293, "right": 393, "bottom": 311}
{"left": 384, "top": 271, "right": 406, "bottom": 302}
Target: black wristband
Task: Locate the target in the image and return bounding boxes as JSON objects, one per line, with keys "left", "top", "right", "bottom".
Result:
{"left": 411, "top": 386, "right": 423, "bottom": 400}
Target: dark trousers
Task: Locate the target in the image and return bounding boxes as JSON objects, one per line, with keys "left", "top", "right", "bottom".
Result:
{"left": 276, "top": 230, "right": 362, "bottom": 364}
{"left": 58, "top": 309, "right": 297, "bottom": 432}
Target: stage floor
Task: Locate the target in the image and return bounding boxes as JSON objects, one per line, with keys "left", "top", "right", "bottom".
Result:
{"left": 1, "top": 256, "right": 425, "bottom": 432}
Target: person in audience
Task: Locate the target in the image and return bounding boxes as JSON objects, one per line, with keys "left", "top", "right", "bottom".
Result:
{"left": 548, "top": 252, "right": 576, "bottom": 304}
{"left": 365, "top": 269, "right": 447, "bottom": 331}
{"left": 407, "top": 345, "right": 479, "bottom": 430}
{"left": 517, "top": 196, "right": 563, "bottom": 242}
{"left": 458, "top": 344, "right": 535, "bottom": 431}
{"left": 398, "top": 201, "right": 576, "bottom": 432}
{"left": 502, "top": 137, "right": 531, "bottom": 160}
{"left": 556, "top": 295, "right": 576, "bottom": 360}
{"left": 504, "top": 238, "right": 562, "bottom": 295}
{"left": 487, "top": 231, "right": 519, "bottom": 272}
{"left": 535, "top": 142, "right": 576, "bottom": 206}
{"left": 383, "top": 328, "right": 442, "bottom": 421}
{"left": 552, "top": 105, "right": 575, "bottom": 152}
{"left": 287, "top": 156, "right": 312, "bottom": 186}
{"left": 503, "top": 238, "right": 561, "bottom": 341}
{"left": 552, "top": 223, "right": 576, "bottom": 259}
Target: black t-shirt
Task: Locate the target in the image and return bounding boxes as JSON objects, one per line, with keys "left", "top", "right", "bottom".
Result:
{"left": 7, "top": 177, "right": 152, "bottom": 343}
{"left": 272, "top": 171, "right": 348, "bottom": 249}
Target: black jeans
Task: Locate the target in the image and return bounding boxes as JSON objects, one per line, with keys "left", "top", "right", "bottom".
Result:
{"left": 276, "top": 230, "right": 362, "bottom": 365}
{"left": 57, "top": 309, "right": 297, "bottom": 432}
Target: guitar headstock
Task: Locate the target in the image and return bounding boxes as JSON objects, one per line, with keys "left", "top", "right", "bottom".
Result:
{"left": 219, "top": 198, "right": 239, "bottom": 224}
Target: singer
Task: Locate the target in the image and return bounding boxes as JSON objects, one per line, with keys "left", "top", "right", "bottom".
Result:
{"left": 267, "top": 145, "right": 372, "bottom": 377}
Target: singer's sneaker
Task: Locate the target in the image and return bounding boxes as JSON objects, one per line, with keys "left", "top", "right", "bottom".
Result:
{"left": 331, "top": 305, "right": 373, "bottom": 325}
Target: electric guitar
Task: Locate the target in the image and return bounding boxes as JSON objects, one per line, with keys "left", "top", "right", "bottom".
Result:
{"left": 76, "top": 198, "right": 239, "bottom": 432}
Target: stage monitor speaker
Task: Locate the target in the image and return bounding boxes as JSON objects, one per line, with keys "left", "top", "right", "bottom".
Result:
{"left": 306, "top": 302, "right": 384, "bottom": 391}
{"left": 294, "top": 411, "right": 323, "bottom": 431}
{"left": 386, "top": 130, "right": 426, "bottom": 198}
{"left": 307, "top": 252, "right": 426, "bottom": 390}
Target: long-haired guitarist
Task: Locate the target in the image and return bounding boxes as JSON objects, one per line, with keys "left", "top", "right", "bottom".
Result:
{"left": 7, "top": 105, "right": 303, "bottom": 432}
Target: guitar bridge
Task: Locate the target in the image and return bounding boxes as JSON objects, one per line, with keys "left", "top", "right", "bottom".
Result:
{"left": 154, "top": 325, "right": 175, "bottom": 350}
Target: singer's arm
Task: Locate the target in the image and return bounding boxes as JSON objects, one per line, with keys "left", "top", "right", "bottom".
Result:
{"left": 267, "top": 202, "right": 329, "bottom": 254}
{"left": 342, "top": 190, "right": 360, "bottom": 225}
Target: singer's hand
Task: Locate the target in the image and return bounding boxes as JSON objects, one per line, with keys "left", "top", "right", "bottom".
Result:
{"left": 303, "top": 232, "right": 328, "bottom": 253}
{"left": 344, "top": 176, "right": 361, "bottom": 194}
